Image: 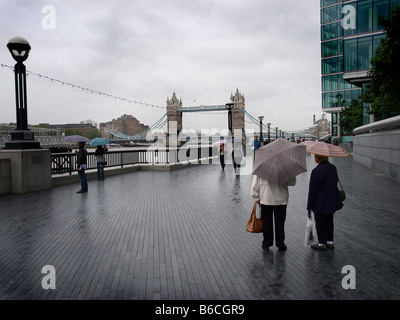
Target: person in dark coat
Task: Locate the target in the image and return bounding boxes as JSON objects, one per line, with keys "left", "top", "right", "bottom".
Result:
{"left": 307, "top": 154, "right": 343, "bottom": 250}
{"left": 95, "top": 145, "right": 108, "bottom": 180}
{"left": 219, "top": 143, "right": 225, "bottom": 170}
{"left": 76, "top": 141, "right": 88, "bottom": 193}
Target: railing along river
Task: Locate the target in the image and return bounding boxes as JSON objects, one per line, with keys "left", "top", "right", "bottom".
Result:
{"left": 51, "top": 145, "right": 218, "bottom": 175}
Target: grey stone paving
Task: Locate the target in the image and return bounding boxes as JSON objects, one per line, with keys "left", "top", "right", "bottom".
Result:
{"left": 0, "top": 153, "right": 399, "bottom": 300}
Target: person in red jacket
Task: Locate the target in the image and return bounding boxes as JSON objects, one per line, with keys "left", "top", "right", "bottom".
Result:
{"left": 307, "top": 154, "right": 343, "bottom": 250}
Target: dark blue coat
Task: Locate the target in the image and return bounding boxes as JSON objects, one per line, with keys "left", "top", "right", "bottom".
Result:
{"left": 307, "top": 161, "right": 343, "bottom": 214}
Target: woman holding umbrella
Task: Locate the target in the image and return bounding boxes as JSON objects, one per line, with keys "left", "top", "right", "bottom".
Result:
{"left": 95, "top": 145, "right": 108, "bottom": 180}
{"left": 251, "top": 138, "right": 306, "bottom": 252}
{"left": 303, "top": 141, "right": 349, "bottom": 250}
{"left": 91, "top": 137, "right": 110, "bottom": 181}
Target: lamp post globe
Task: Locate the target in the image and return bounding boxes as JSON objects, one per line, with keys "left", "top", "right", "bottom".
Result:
{"left": 7, "top": 37, "right": 31, "bottom": 62}
{"left": 5, "top": 36, "right": 40, "bottom": 149}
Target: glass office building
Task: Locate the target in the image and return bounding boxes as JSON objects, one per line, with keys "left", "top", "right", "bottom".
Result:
{"left": 320, "top": 0, "right": 400, "bottom": 140}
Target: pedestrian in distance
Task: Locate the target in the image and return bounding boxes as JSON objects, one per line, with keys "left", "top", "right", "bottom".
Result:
{"left": 219, "top": 143, "right": 225, "bottom": 170}
{"left": 253, "top": 135, "right": 262, "bottom": 164}
{"left": 95, "top": 145, "right": 108, "bottom": 180}
{"left": 251, "top": 175, "right": 296, "bottom": 252}
{"left": 232, "top": 141, "right": 245, "bottom": 175}
{"left": 306, "top": 154, "right": 343, "bottom": 250}
{"left": 253, "top": 135, "right": 262, "bottom": 150}
{"left": 76, "top": 141, "right": 88, "bottom": 193}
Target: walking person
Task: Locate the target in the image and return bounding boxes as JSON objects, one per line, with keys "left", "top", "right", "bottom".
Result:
{"left": 219, "top": 143, "right": 225, "bottom": 170}
{"left": 232, "top": 141, "right": 244, "bottom": 175}
{"left": 76, "top": 141, "right": 88, "bottom": 193}
{"left": 251, "top": 174, "right": 296, "bottom": 252}
{"left": 306, "top": 154, "right": 343, "bottom": 250}
{"left": 95, "top": 145, "right": 107, "bottom": 180}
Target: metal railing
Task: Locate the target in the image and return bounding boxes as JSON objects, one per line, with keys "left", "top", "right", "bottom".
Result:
{"left": 51, "top": 145, "right": 218, "bottom": 175}
{"left": 353, "top": 115, "right": 400, "bottom": 135}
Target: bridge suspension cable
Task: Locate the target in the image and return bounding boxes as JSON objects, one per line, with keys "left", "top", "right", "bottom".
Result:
{"left": 1, "top": 63, "right": 165, "bottom": 110}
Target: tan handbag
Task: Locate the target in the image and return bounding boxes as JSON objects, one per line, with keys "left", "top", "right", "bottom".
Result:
{"left": 246, "top": 201, "right": 263, "bottom": 233}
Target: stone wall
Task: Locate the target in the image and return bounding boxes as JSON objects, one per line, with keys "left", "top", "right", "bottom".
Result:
{"left": 353, "top": 129, "right": 400, "bottom": 181}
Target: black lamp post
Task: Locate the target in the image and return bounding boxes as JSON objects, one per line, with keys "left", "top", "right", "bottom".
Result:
{"left": 275, "top": 127, "right": 279, "bottom": 140}
{"left": 267, "top": 122, "right": 271, "bottom": 143}
{"left": 258, "top": 115, "right": 264, "bottom": 145}
{"left": 5, "top": 36, "right": 40, "bottom": 149}
{"left": 225, "top": 102, "right": 234, "bottom": 155}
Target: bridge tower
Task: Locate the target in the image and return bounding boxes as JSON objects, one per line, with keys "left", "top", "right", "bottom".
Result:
{"left": 167, "top": 91, "right": 183, "bottom": 137}
{"left": 230, "top": 88, "right": 245, "bottom": 137}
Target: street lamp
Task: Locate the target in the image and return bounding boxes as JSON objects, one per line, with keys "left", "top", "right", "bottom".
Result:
{"left": 225, "top": 102, "right": 234, "bottom": 148}
{"left": 225, "top": 102, "right": 234, "bottom": 134}
{"left": 267, "top": 122, "right": 271, "bottom": 143}
{"left": 5, "top": 36, "right": 40, "bottom": 149}
{"left": 258, "top": 115, "right": 264, "bottom": 145}
{"left": 275, "top": 127, "right": 279, "bottom": 140}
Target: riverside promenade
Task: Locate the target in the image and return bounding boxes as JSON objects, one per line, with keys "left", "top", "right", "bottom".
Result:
{"left": 0, "top": 150, "right": 399, "bottom": 304}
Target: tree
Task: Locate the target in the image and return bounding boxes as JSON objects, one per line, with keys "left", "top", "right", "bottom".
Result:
{"left": 84, "top": 128, "right": 102, "bottom": 140}
{"left": 361, "top": 4, "right": 400, "bottom": 120}
{"left": 340, "top": 99, "right": 363, "bottom": 135}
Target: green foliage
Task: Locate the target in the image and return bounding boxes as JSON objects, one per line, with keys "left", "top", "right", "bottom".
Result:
{"left": 64, "top": 128, "right": 102, "bottom": 139}
{"left": 340, "top": 99, "right": 363, "bottom": 135}
{"left": 361, "top": 4, "right": 400, "bottom": 120}
{"left": 84, "top": 128, "right": 102, "bottom": 140}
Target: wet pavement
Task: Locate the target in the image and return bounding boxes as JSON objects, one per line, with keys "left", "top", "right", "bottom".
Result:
{"left": 0, "top": 152, "right": 399, "bottom": 301}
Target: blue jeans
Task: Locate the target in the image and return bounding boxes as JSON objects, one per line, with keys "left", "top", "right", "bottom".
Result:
{"left": 78, "top": 168, "right": 88, "bottom": 191}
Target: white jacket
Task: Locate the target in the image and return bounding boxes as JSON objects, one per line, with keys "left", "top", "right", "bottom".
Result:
{"left": 251, "top": 175, "right": 296, "bottom": 206}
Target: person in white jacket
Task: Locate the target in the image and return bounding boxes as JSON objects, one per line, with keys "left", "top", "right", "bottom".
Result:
{"left": 251, "top": 175, "right": 296, "bottom": 251}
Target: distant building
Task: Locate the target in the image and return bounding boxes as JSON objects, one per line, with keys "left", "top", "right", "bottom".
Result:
{"left": 39, "top": 123, "right": 97, "bottom": 135}
{"left": 313, "top": 113, "right": 331, "bottom": 139}
{"left": 80, "top": 119, "right": 98, "bottom": 128}
{"left": 99, "top": 114, "right": 149, "bottom": 139}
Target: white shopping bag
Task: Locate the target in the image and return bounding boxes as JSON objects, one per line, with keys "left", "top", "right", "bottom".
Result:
{"left": 304, "top": 214, "right": 317, "bottom": 246}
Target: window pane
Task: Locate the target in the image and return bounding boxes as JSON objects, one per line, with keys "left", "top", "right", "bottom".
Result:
{"left": 332, "top": 113, "right": 338, "bottom": 124}
{"left": 374, "top": 0, "right": 390, "bottom": 30}
{"left": 321, "top": 57, "right": 343, "bottom": 74}
{"left": 373, "top": 33, "right": 386, "bottom": 56}
{"left": 322, "top": 6, "right": 342, "bottom": 24}
{"left": 357, "top": 0, "right": 373, "bottom": 33}
{"left": 357, "top": 36, "right": 373, "bottom": 70}
{"left": 390, "top": 0, "right": 400, "bottom": 12}
{"left": 321, "top": 22, "right": 342, "bottom": 41}
{"left": 321, "top": 39, "right": 343, "bottom": 58}
{"left": 344, "top": 38, "right": 357, "bottom": 71}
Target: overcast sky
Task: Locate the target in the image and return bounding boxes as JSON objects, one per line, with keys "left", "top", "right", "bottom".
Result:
{"left": 0, "top": 0, "right": 322, "bottom": 133}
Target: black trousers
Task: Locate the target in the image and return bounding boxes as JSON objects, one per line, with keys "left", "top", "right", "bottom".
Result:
{"left": 261, "top": 204, "right": 287, "bottom": 248}
{"left": 314, "top": 213, "right": 334, "bottom": 244}
{"left": 219, "top": 155, "right": 225, "bottom": 169}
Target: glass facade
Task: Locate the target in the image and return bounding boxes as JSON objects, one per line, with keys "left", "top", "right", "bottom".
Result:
{"left": 320, "top": 0, "right": 400, "bottom": 139}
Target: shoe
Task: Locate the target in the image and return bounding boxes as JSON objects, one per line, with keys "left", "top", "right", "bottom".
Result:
{"left": 278, "top": 245, "right": 287, "bottom": 252}
{"left": 76, "top": 190, "right": 88, "bottom": 193}
{"left": 262, "top": 244, "right": 269, "bottom": 251}
{"left": 311, "top": 243, "right": 327, "bottom": 250}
